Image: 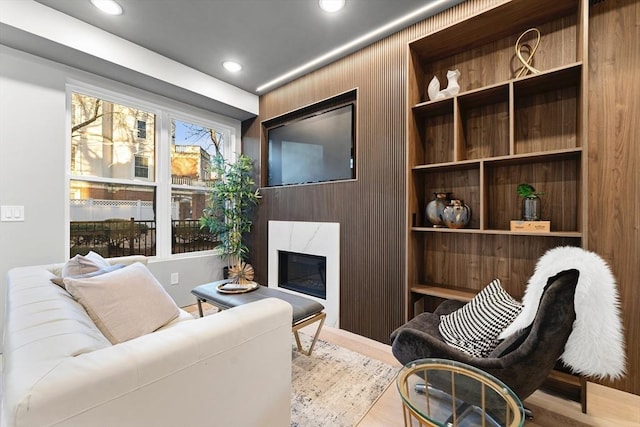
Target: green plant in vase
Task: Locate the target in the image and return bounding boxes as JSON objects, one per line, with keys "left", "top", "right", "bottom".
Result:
{"left": 200, "top": 153, "right": 261, "bottom": 283}
{"left": 517, "top": 183, "right": 544, "bottom": 221}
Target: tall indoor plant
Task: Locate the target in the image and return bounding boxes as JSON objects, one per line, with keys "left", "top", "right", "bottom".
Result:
{"left": 200, "top": 153, "right": 261, "bottom": 283}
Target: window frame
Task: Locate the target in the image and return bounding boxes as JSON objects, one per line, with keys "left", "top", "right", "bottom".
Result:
{"left": 65, "top": 80, "right": 242, "bottom": 259}
{"left": 134, "top": 155, "right": 150, "bottom": 178}
{"left": 136, "top": 119, "right": 147, "bottom": 139}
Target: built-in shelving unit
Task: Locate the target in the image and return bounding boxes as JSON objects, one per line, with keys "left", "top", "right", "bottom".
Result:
{"left": 405, "top": 0, "right": 589, "bottom": 408}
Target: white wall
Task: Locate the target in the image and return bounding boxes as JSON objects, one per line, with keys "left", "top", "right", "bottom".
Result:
{"left": 0, "top": 0, "right": 258, "bottom": 120}
{"left": 0, "top": 45, "right": 235, "bottom": 351}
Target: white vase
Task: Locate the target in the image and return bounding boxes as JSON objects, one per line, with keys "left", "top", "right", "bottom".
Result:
{"left": 439, "top": 69, "right": 461, "bottom": 98}
{"left": 427, "top": 69, "right": 461, "bottom": 100}
{"left": 427, "top": 76, "right": 440, "bottom": 101}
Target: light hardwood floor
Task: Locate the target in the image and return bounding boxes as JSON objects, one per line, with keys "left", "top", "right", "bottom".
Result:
{"left": 315, "top": 326, "right": 640, "bottom": 427}
{"left": 186, "top": 304, "right": 640, "bottom": 426}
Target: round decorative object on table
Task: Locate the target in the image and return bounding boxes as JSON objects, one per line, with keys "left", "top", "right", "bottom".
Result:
{"left": 216, "top": 281, "right": 259, "bottom": 294}
{"left": 227, "top": 261, "right": 255, "bottom": 284}
{"left": 442, "top": 199, "right": 471, "bottom": 229}
{"left": 425, "top": 192, "right": 451, "bottom": 227}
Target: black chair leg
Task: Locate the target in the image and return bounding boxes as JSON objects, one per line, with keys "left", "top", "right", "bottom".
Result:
{"left": 524, "top": 407, "right": 534, "bottom": 419}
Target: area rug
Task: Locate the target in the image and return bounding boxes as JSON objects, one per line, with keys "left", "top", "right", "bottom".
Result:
{"left": 192, "top": 308, "right": 399, "bottom": 426}
{"left": 290, "top": 333, "right": 398, "bottom": 427}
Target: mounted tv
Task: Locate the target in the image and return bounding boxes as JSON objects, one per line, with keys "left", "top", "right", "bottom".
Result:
{"left": 265, "top": 92, "right": 356, "bottom": 187}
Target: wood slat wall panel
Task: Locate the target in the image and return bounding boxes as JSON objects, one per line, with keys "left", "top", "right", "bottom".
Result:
{"left": 242, "top": 0, "right": 640, "bottom": 398}
{"left": 243, "top": 0, "right": 501, "bottom": 343}
{"left": 587, "top": 0, "right": 640, "bottom": 396}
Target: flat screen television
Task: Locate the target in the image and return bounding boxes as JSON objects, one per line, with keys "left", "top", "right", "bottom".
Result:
{"left": 267, "top": 103, "right": 355, "bottom": 187}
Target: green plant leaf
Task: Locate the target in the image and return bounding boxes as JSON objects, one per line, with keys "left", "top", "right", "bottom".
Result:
{"left": 199, "top": 153, "right": 261, "bottom": 265}
{"left": 517, "top": 183, "right": 543, "bottom": 198}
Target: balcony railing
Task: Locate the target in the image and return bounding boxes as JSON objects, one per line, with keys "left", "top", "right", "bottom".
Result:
{"left": 172, "top": 219, "right": 217, "bottom": 253}
{"left": 70, "top": 218, "right": 216, "bottom": 257}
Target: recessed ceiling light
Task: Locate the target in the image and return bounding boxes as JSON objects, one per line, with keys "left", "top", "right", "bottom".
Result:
{"left": 90, "top": 0, "right": 123, "bottom": 15}
{"left": 222, "top": 61, "right": 242, "bottom": 73}
{"left": 319, "top": 0, "right": 346, "bottom": 13}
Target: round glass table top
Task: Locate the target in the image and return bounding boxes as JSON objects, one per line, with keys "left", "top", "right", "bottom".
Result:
{"left": 396, "top": 358, "right": 524, "bottom": 427}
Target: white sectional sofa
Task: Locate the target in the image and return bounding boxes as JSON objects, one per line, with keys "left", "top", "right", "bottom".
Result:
{"left": 2, "top": 256, "right": 292, "bottom": 427}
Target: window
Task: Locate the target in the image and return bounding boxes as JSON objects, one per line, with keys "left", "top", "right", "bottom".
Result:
{"left": 170, "top": 118, "right": 226, "bottom": 254}
{"left": 136, "top": 119, "right": 147, "bottom": 139}
{"left": 68, "top": 85, "right": 238, "bottom": 258}
{"left": 69, "top": 92, "right": 157, "bottom": 257}
{"left": 134, "top": 155, "right": 149, "bottom": 178}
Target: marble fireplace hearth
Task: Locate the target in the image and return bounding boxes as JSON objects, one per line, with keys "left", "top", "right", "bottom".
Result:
{"left": 268, "top": 220, "right": 339, "bottom": 327}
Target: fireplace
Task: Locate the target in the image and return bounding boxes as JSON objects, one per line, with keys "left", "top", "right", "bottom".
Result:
{"left": 278, "top": 251, "right": 326, "bottom": 299}
{"left": 268, "top": 220, "right": 340, "bottom": 327}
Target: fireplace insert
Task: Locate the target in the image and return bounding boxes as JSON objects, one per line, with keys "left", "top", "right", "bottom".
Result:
{"left": 278, "top": 251, "right": 326, "bottom": 299}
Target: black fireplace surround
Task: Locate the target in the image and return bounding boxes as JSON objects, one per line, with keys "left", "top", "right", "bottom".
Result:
{"left": 278, "top": 251, "right": 326, "bottom": 299}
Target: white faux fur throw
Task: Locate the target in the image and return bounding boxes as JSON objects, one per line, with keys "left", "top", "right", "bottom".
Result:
{"left": 499, "top": 246, "right": 626, "bottom": 380}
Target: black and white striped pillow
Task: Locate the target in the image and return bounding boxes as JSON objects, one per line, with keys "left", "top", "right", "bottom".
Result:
{"left": 438, "top": 279, "right": 523, "bottom": 357}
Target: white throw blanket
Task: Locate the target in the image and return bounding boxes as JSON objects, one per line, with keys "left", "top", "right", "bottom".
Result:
{"left": 499, "top": 246, "right": 626, "bottom": 380}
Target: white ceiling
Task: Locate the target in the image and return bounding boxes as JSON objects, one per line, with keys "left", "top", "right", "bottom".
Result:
{"left": 0, "top": 0, "right": 462, "bottom": 118}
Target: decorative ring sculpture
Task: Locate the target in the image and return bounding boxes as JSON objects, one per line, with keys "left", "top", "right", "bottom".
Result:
{"left": 515, "top": 28, "right": 541, "bottom": 78}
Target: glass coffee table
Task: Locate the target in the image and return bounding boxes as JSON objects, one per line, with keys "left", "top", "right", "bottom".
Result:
{"left": 396, "top": 358, "right": 524, "bottom": 427}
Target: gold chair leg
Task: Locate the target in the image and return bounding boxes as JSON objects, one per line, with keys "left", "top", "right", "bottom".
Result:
{"left": 292, "top": 312, "right": 326, "bottom": 356}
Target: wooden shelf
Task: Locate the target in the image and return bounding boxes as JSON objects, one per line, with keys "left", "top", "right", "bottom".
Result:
{"left": 411, "top": 285, "right": 475, "bottom": 302}
{"left": 405, "top": 0, "right": 589, "bottom": 409}
{"left": 412, "top": 64, "right": 582, "bottom": 112}
{"left": 513, "top": 62, "right": 582, "bottom": 96}
{"left": 406, "top": 0, "right": 587, "bottom": 311}
{"left": 413, "top": 97, "right": 454, "bottom": 117}
{"left": 411, "top": 227, "right": 581, "bottom": 237}
{"left": 413, "top": 148, "right": 582, "bottom": 170}
{"left": 412, "top": 159, "right": 480, "bottom": 171}
{"left": 409, "top": 0, "right": 580, "bottom": 64}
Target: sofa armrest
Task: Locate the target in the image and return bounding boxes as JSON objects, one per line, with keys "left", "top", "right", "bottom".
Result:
{"left": 6, "top": 298, "right": 292, "bottom": 427}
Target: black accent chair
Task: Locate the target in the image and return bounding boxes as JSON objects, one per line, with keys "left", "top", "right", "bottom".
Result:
{"left": 390, "top": 269, "right": 579, "bottom": 405}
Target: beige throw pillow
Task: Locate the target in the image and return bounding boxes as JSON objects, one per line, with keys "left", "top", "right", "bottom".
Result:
{"left": 62, "top": 251, "right": 110, "bottom": 277}
{"left": 51, "top": 263, "right": 126, "bottom": 288}
{"left": 64, "top": 262, "right": 180, "bottom": 344}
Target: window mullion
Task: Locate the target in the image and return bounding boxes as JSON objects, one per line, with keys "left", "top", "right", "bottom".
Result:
{"left": 155, "top": 112, "right": 172, "bottom": 258}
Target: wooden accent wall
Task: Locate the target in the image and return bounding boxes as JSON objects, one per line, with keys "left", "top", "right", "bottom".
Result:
{"left": 242, "top": 0, "right": 640, "bottom": 398}
{"left": 587, "top": 0, "right": 640, "bottom": 396}
{"left": 243, "top": 0, "right": 500, "bottom": 344}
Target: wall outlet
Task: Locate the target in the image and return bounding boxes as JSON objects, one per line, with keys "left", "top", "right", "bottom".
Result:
{"left": 170, "top": 272, "right": 179, "bottom": 285}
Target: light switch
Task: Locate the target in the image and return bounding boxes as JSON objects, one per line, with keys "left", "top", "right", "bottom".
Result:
{"left": 1, "top": 205, "right": 25, "bottom": 221}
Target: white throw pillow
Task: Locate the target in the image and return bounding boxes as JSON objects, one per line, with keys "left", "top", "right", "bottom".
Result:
{"left": 62, "top": 251, "right": 111, "bottom": 277}
{"left": 438, "top": 279, "right": 523, "bottom": 357}
{"left": 51, "top": 263, "right": 126, "bottom": 288}
{"left": 65, "top": 262, "right": 180, "bottom": 344}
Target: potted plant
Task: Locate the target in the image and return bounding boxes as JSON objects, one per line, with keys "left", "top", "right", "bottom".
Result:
{"left": 200, "top": 153, "right": 261, "bottom": 283}
{"left": 516, "top": 183, "right": 544, "bottom": 221}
